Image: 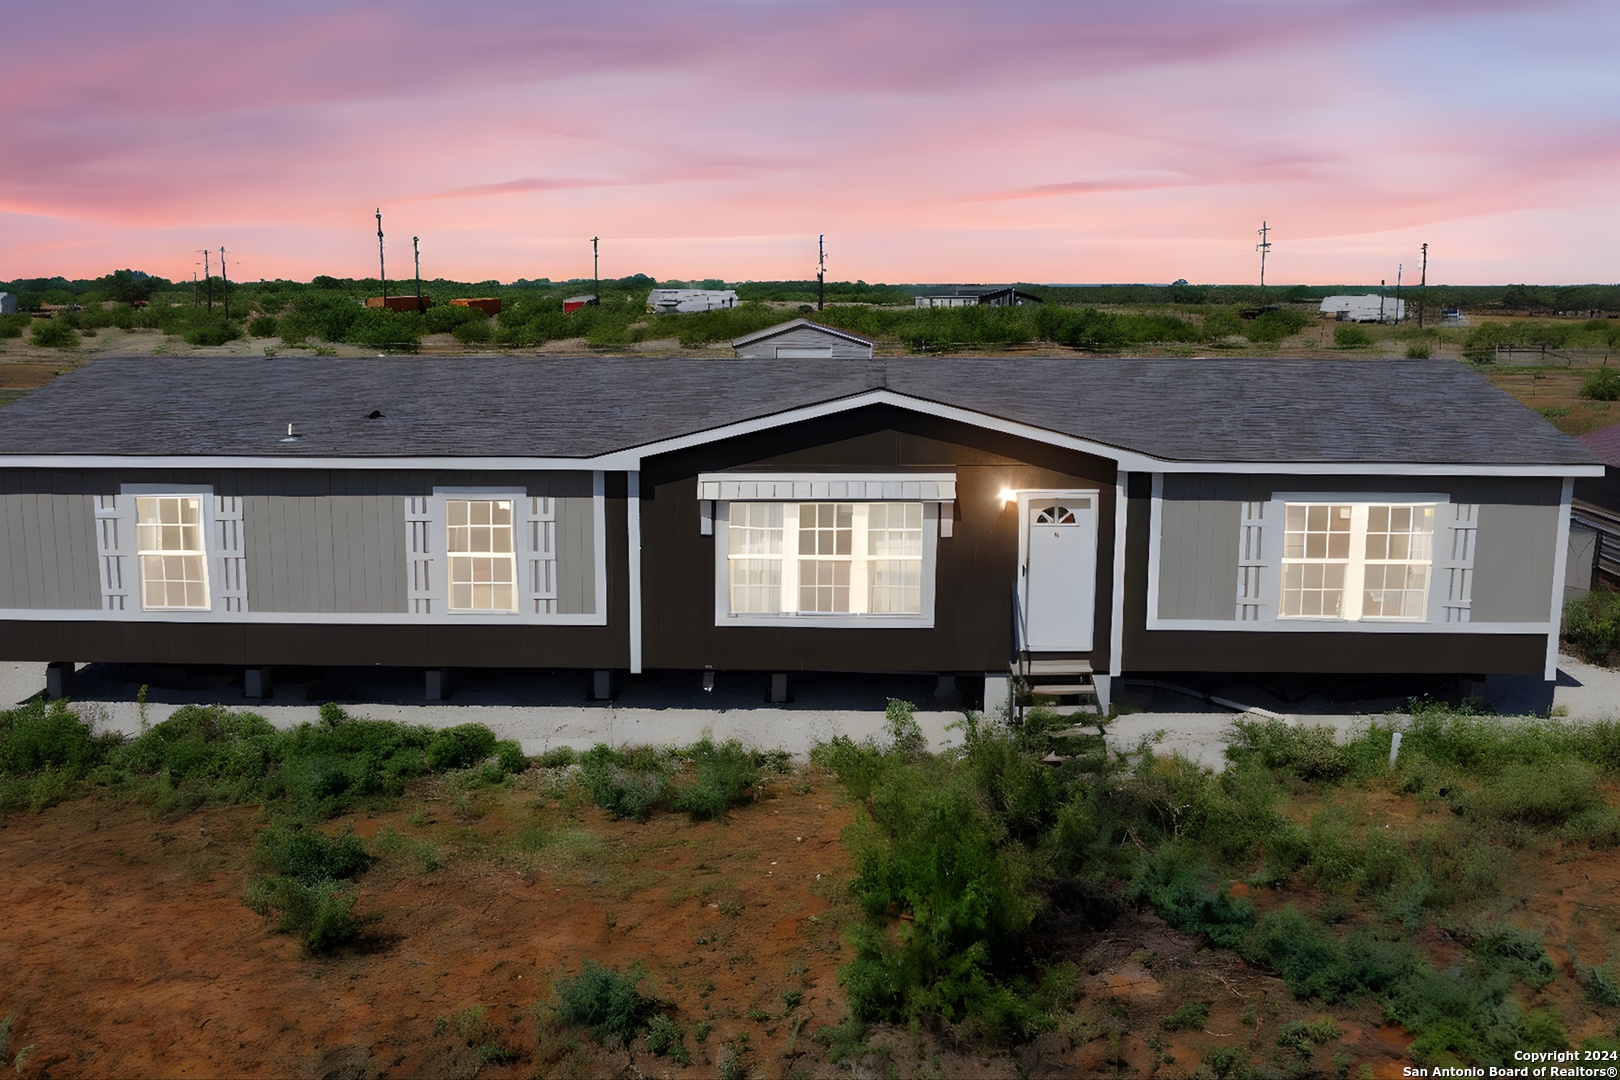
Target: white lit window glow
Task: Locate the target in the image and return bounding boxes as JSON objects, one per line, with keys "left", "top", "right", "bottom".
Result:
{"left": 1280, "top": 502, "right": 1433, "bottom": 621}
{"left": 136, "top": 496, "right": 210, "bottom": 610}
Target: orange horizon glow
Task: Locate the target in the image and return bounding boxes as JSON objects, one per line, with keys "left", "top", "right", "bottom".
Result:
{"left": 2, "top": 1, "right": 1617, "bottom": 287}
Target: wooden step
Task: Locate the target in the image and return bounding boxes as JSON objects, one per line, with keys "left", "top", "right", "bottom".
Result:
{"left": 1028, "top": 683, "right": 1095, "bottom": 698}
{"left": 1012, "top": 658, "right": 1094, "bottom": 677}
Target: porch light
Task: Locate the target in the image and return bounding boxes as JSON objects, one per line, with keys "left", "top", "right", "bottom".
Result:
{"left": 998, "top": 488, "right": 1018, "bottom": 507}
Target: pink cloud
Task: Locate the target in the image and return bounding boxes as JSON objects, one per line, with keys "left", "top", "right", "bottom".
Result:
{"left": 0, "top": 0, "right": 1613, "bottom": 284}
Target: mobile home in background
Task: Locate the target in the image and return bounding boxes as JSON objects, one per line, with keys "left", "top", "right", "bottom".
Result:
{"left": 647, "top": 289, "right": 740, "bottom": 313}
{"left": 1319, "top": 294, "right": 1406, "bottom": 324}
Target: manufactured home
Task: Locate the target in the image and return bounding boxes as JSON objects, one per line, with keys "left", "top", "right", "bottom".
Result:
{"left": 914, "top": 287, "right": 1043, "bottom": 309}
{"left": 0, "top": 357, "right": 1599, "bottom": 708}
{"left": 1319, "top": 295, "right": 1406, "bottom": 324}
{"left": 647, "top": 289, "right": 740, "bottom": 314}
{"left": 732, "top": 319, "right": 874, "bottom": 360}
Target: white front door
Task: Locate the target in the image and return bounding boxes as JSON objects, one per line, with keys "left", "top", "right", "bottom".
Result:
{"left": 1020, "top": 494, "right": 1097, "bottom": 651}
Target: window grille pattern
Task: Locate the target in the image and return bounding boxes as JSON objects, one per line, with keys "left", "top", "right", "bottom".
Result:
{"left": 728, "top": 502, "right": 783, "bottom": 613}
{"left": 136, "top": 496, "right": 210, "bottom": 610}
{"left": 798, "top": 503, "right": 853, "bottom": 612}
{"left": 1280, "top": 502, "right": 1434, "bottom": 621}
{"left": 446, "top": 499, "right": 516, "bottom": 612}
{"left": 867, "top": 502, "right": 922, "bottom": 614}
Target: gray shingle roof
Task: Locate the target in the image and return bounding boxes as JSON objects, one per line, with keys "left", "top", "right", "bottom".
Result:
{"left": 0, "top": 355, "right": 1596, "bottom": 466}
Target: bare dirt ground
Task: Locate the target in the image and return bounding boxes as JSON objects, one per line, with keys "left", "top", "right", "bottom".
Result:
{"left": 7, "top": 758, "right": 1614, "bottom": 1079}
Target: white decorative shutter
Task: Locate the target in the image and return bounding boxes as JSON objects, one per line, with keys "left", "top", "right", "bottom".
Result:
{"left": 1235, "top": 500, "right": 1268, "bottom": 621}
{"left": 94, "top": 494, "right": 135, "bottom": 611}
{"left": 1439, "top": 503, "right": 1477, "bottom": 623}
{"left": 522, "top": 496, "right": 558, "bottom": 615}
{"left": 212, "top": 496, "right": 249, "bottom": 612}
{"left": 405, "top": 497, "right": 435, "bottom": 614}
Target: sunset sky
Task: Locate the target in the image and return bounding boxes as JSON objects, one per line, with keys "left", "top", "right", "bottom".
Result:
{"left": 2, "top": 0, "right": 1616, "bottom": 286}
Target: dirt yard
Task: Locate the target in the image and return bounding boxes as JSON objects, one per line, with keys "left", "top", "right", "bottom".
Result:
{"left": 5, "top": 762, "right": 1614, "bottom": 1079}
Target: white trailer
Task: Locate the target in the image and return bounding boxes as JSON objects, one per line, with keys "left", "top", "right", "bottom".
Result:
{"left": 1319, "top": 294, "right": 1406, "bottom": 324}
{"left": 646, "top": 289, "right": 740, "bottom": 313}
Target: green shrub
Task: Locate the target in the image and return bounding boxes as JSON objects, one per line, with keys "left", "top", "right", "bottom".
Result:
{"left": 1276, "top": 1016, "right": 1341, "bottom": 1055}
{"left": 535, "top": 746, "right": 578, "bottom": 768}
{"left": 578, "top": 744, "right": 669, "bottom": 821}
{"left": 670, "top": 737, "right": 761, "bottom": 821}
{"left": 423, "top": 304, "right": 485, "bottom": 334}
{"left": 0, "top": 699, "right": 102, "bottom": 776}
{"left": 1581, "top": 367, "right": 1620, "bottom": 402}
{"left": 344, "top": 307, "right": 421, "bottom": 348}
{"left": 247, "top": 315, "right": 278, "bottom": 337}
{"left": 30, "top": 319, "right": 79, "bottom": 348}
{"left": 1405, "top": 343, "right": 1432, "bottom": 359}
{"left": 0, "top": 313, "right": 31, "bottom": 338}
{"left": 1472, "top": 924, "right": 1555, "bottom": 989}
{"left": 1578, "top": 963, "right": 1620, "bottom": 1006}
{"left": 1196, "top": 1046, "right": 1252, "bottom": 1079}
{"left": 554, "top": 961, "right": 660, "bottom": 1044}
{"left": 425, "top": 724, "right": 498, "bottom": 771}
{"left": 1460, "top": 759, "right": 1599, "bottom": 826}
{"left": 1564, "top": 590, "right": 1620, "bottom": 664}
{"left": 451, "top": 317, "right": 493, "bottom": 344}
{"left": 1244, "top": 907, "right": 1354, "bottom": 1000}
{"left": 1160, "top": 1001, "right": 1209, "bottom": 1031}
{"left": 1202, "top": 309, "right": 1243, "bottom": 342}
{"left": 1245, "top": 308, "right": 1310, "bottom": 345}
{"left": 1226, "top": 718, "right": 1348, "bottom": 780}
{"left": 183, "top": 315, "right": 242, "bottom": 346}
{"left": 1333, "top": 324, "right": 1374, "bottom": 349}
{"left": 644, "top": 1014, "right": 688, "bottom": 1060}
{"left": 253, "top": 823, "right": 373, "bottom": 882}
{"left": 494, "top": 739, "right": 527, "bottom": 773}
{"left": 243, "top": 874, "right": 371, "bottom": 953}
{"left": 1134, "top": 847, "right": 1254, "bottom": 948}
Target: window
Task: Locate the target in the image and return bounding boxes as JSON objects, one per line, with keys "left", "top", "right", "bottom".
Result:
{"left": 728, "top": 502, "right": 783, "bottom": 614}
{"left": 446, "top": 498, "right": 516, "bottom": 612}
{"left": 1280, "top": 502, "right": 1434, "bottom": 620}
{"left": 136, "top": 496, "right": 209, "bottom": 610}
{"left": 724, "top": 502, "right": 930, "bottom": 619}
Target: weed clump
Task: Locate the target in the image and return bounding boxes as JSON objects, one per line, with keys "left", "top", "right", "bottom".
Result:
{"left": 553, "top": 960, "right": 661, "bottom": 1045}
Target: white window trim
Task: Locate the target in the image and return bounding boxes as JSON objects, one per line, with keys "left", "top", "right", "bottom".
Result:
{"left": 713, "top": 500, "right": 938, "bottom": 628}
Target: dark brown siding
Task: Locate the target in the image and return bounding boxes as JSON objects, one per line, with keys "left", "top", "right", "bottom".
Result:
{"left": 1120, "top": 474, "right": 1548, "bottom": 675}
{"left": 640, "top": 405, "right": 1118, "bottom": 673}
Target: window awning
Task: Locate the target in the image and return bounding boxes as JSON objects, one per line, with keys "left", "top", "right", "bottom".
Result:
{"left": 697, "top": 472, "right": 956, "bottom": 502}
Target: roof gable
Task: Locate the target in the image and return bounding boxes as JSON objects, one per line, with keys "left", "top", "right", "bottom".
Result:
{"left": 730, "top": 318, "right": 875, "bottom": 348}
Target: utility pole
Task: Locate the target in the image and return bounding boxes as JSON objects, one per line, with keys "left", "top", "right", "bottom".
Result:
{"left": 1380, "top": 279, "right": 1387, "bottom": 323}
{"left": 592, "top": 237, "right": 599, "bottom": 304}
{"left": 1255, "top": 221, "right": 1272, "bottom": 303}
{"left": 817, "top": 234, "right": 826, "bottom": 312}
{"left": 1418, "top": 243, "right": 1428, "bottom": 329}
{"left": 220, "top": 247, "right": 229, "bottom": 319}
{"left": 201, "top": 248, "right": 212, "bottom": 313}
{"left": 376, "top": 208, "right": 387, "bottom": 301}
{"left": 192, "top": 268, "right": 198, "bottom": 308}
{"left": 413, "top": 236, "right": 422, "bottom": 312}
{"left": 1393, "top": 264, "right": 1402, "bottom": 326}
